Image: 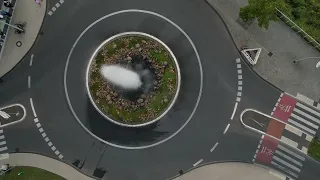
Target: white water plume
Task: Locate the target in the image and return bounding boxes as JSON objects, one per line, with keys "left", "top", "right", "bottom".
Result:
{"left": 100, "top": 65, "right": 142, "bottom": 89}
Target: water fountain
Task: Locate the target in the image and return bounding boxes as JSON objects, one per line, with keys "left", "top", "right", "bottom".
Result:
{"left": 86, "top": 32, "right": 181, "bottom": 127}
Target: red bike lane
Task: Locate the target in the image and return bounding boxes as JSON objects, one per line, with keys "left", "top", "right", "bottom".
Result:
{"left": 256, "top": 94, "right": 297, "bottom": 164}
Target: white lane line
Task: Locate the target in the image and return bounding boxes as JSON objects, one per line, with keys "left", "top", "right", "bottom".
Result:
{"left": 51, "top": 146, "right": 56, "bottom": 151}
{"left": 296, "top": 102, "right": 320, "bottom": 118}
{"left": 193, "top": 159, "right": 203, "bottom": 167}
{"left": 293, "top": 108, "right": 320, "bottom": 125}
{"left": 237, "top": 64, "right": 241, "bottom": 69}
{"left": 59, "top": 0, "right": 64, "bottom": 4}
{"left": 223, "top": 124, "right": 230, "bottom": 134}
{"left": 58, "top": 154, "right": 63, "bottom": 159}
{"left": 278, "top": 144, "right": 305, "bottom": 161}
{"left": 237, "top": 91, "right": 242, "bottom": 97}
{"left": 291, "top": 113, "right": 318, "bottom": 129}
{"left": 48, "top": 11, "right": 53, "bottom": 16}
{"left": 288, "top": 119, "right": 316, "bottom": 135}
{"left": 301, "top": 146, "right": 308, "bottom": 154}
{"left": 236, "top": 97, "right": 241, "bottom": 102}
{"left": 230, "top": 103, "right": 238, "bottom": 120}
{"left": 0, "top": 147, "right": 8, "bottom": 152}
{"left": 48, "top": 142, "right": 52, "bottom": 147}
{"left": 29, "top": 98, "right": 37, "bottom": 118}
{"left": 0, "top": 129, "right": 3, "bottom": 134}
{"left": 0, "top": 141, "right": 6, "bottom": 146}
{"left": 0, "top": 135, "right": 4, "bottom": 140}
{"left": 29, "top": 54, "right": 34, "bottom": 66}
{"left": 238, "top": 86, "right": 242, "bottom": 91}
{"left": 36, "top": 123, "right": 41, "bottom": 128}
{"left": 39, "top": 128, "right": 44, "bottom": 133}
{"left": 44, "top": 137, "right": 49, "bottom": 142}
{"left": 305, "top": 134, "right": 313, "bottom": 142}
{"left": 275, "top": 150, "right": 303, "bottom": 167}
{"left": 236, "top": 58, "right": 241, "bottom": 63}
{"left": 238, "top": 80, "right": 242, "bottom": 85}
{"left": 237, "top": 69, "right": 242, "bottom": 74}
{"left": 210, "top": 142, "right": 219, "bottom": 152}
{"left": 28, "top": 76, "right": 31, "bottom": 89}
{"left": 238, "top": 75, "right": 242, "bottom": 80}
{"left": 34, "top": 118, "right": 39, "bottom": 123}
{"left": 273, "top": 156, "right": 301, "bottom": 172}
{"left": 280, "top": 136, "right": 298, "bottom": 148}
{"left": 51, "top": 7, "right": 57, "bottom": 12}
{"left": 55, "top": 150, "right": 60, "bottom": 155}
{"left": 55, "top": 3, "right": 60, "bottom": 8}
{"left": 285, "top": 125, "right": 302, "bottom": 137}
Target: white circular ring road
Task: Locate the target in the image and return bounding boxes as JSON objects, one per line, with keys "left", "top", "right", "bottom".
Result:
{"left": 63, "top": 9, "right": 203, "bottom": 150}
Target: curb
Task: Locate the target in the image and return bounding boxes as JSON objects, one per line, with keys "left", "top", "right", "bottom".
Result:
{"left": 7, "top": 151, "right": 99, "bottom": 180}
{"left": 167, "top": 160, "right": 254, "bottom": 180}
{"left": 0, "top": 0, "right": 47, "bottom": 79}
{"left": 203, "top": 0, "right": 282, "bottom": 93}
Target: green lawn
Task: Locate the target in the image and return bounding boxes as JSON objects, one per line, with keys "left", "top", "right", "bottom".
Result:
{"left": 308, "top": 137, "right": 320, "bottom": 161}
{"left": 280, "top": 0, "right": 320, "bottom": 49}
{"left": 0, "top": 166, "right": 65, "bottom": 180}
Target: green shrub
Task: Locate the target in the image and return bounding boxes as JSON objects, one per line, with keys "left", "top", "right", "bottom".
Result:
{"left": 290, "top": 0, "right": 306, "bottom": 7}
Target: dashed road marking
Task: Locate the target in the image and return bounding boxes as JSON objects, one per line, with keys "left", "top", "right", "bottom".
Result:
{"left": 48, "top": 0, "right": 66, "bottom": 16}
{"left": 230, "top": 102, "right": 238, "bottom": 120}
{"left": 30, "top": 98, "right": 64, "bottom": 159}
{"left": 28, "top": 76, "right": 31, "bottom": 89}
{"left": 210, "top": 142, "right": 219, "bottom": 152}
{"left": 193, "top": 159, "right": 203, "bottom": 167}
{"left": 29, "top": 54, "right": 34, "bottom": 66}
{"left": 223, "top": 123, "right": 230, "bottom": 134}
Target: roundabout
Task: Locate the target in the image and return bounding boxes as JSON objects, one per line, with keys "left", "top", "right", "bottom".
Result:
{"left": 86, "top": 32, "right": 181, "bottom": 127}
{"left": 64, "top": 9, "right": 203, "bottom": 149}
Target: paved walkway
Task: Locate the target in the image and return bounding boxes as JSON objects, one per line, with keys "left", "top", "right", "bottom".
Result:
{"left": 0, "top": 0, "right": 46, "bottom": 78}
{"left": 172, "top": 162, "right": 289, "bottom": 180}
{"left": 207, "top": 0, "right": 320, "bottom": 101}
{"left": 0, "top": 153, "right": 95, "bottom": 180}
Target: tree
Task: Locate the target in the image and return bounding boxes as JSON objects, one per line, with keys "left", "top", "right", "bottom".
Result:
{"left": 239, "top": 0, "right": 286, "bottom": 29}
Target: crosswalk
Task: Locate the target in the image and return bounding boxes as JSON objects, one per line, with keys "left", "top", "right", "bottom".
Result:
{"left": 0, "top": 129, "right": 9, "bottom": 160}
{"left": 271, "top": 144, "right": 305, "bottom": 179}
{"left": 287, "top": 102, "right": 320, "bottom": 136}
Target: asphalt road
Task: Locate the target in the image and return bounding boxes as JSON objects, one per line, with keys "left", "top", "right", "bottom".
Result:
{"left": 1, "top": 0, "right": 314, "bottom": 179}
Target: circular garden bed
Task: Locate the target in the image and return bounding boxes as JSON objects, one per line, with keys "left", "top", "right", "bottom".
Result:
{"left": 86, "top": 32, "right": 180, "bottom": 127}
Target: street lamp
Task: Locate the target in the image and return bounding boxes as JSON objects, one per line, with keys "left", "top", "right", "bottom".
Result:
{"left": 293, "top": 57, "right": 320, "bottom": 68}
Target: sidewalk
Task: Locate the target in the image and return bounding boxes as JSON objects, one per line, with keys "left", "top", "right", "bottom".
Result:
{"left": 171, "top": 162, "right": 288, "bottom": 180}
{"left": 0, "top": 153, "right": 95, "bottom": 180}
{"left": 206, "top": 0, "right": 320, "bottom": 101}
{"left": 0, "top": 0, "right": 46, "bottom": 78}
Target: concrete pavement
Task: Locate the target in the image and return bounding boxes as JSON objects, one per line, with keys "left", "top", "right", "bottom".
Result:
{"left": 206, "top": 0, "right": 320, "bottom": 101}
{"left": 172, "top": 162, "right": 290, "bottom": 180}
{"left": 0, "top": 153, "right": 95, "bottom": 180}
{"left": 0, "top": 0, "right": 46, "bottom": 78}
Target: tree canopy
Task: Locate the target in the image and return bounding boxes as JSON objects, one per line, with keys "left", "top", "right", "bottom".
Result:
{"left": 239, "top": 0, "right": 286, "bottom": 29}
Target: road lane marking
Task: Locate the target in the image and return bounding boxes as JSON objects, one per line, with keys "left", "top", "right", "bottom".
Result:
{"left": 288, "top": 119, "right": 316, "bottom": 135}
{"left": 290, "top": 112, "right": 319, "bottom": 131}
{"left": 64, "top": 9, "right": 203, "bottom": 150}
{"left": 236, "top": 97, "right": 241, "bottom": 102}
{"left": 230, "top": 102, "right": 238, "bottom": 120}
{"left": 29, "top": 54, "right": 34, "bottom": 66}
{"left": 281, "top": 136, "right": 298, "bottom": 148}
{"left": 34, "top": 118, "right": 39, "bottom": 123}
{"left": 28, "top": 76, "right": 31, "bottom": 89}
{"left": 271, "top": 161, "right": 298, "bottom": 178}
{"left": 238, "top": 80, "right": 242, "bottom": 85}
{"left": 237, "top": 64, "right": 241, "bottom": 68}
{"left": 237, "top": 92, "right": 242, "bottom": 96}
{"left": 296, "top": 102, "right": 320, "bottom": 118}
{"left": 285, "top": 125, "right": 302, "bottom": 137}
{"left": 223, "top": 124, "right": 230, "bottom": 134}
{"left": 293, "top": 108, "right": 320, "bottom": 125}
{"left": 193, "top": 159, "right": 203, "bottom": 167}
{"left": 236, "top": 58, "right": 240, "bottom": 63}
{"left": 237, "top": 69, "right": 242, "bottom": 74}
{"left": 29, "top": 98, "right": 37, "bottom": 117}
{"left": 210, "top": 142, "right": 219, "bottom": 152}
{"left": 0, "top": 141, "right": 6, "bottom": 146}
{"left": 273, "top": 156, "right": 301, "bottom": 172}
{"left": 305, "top": 134, "right": 313, "bottom": 142}
{"left": 238, "top": 75, "right": 242, "bottom": 80}
{"left": 278, "top": 145, "right": 305, "bottom": 161}
{"left": 275, "top": 150, "right": 303, "bottom": 167}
